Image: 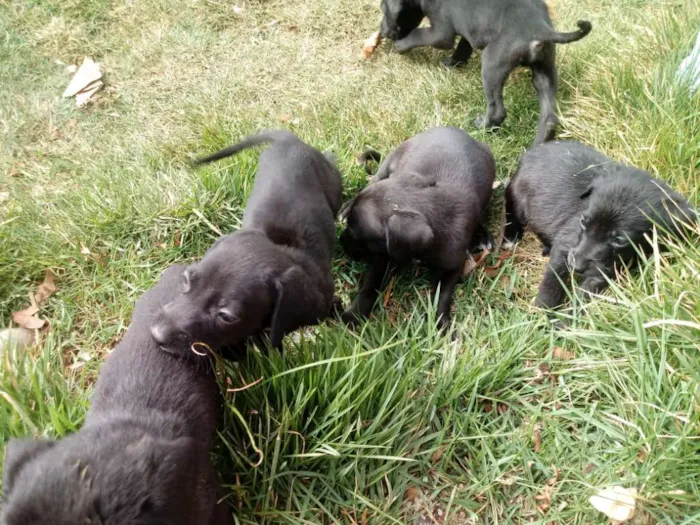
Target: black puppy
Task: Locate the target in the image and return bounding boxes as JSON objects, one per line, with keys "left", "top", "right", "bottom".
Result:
{"left": 340, "top": 127, "right": 495, "bottom": 328}
{"left": 504, "top": 141, "right": 695, "bottom": 308}
{"left": 1, "top": 265, "right": 232, "bottom": 525}
{"left": 379, "top": 0, "right": 592, "bottom": 144}
{"left": 150, "top": 130, "right": 342, "bottom": 355}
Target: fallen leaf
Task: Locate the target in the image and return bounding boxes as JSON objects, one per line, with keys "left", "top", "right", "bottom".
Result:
{"left": 80, "top": 244, "right": 91, "bottom": 255}
{"left": 33, "top": 270, "right": 57, "bottom": 306}
{"left": 552, "top": 346, "right": 575, "bottom": 360}
{"left": 382, "top": 276, "right": 395, "bottom": 308}
{"left": 63, "top": 57, "right": 102, "bottom": 98}
{"left": 361, "top": 31, "right": 382, "bottom": 59}
{"left": 361, "top": 509, "right": 368, "bottom": 525}
{"left": 12, "top": 306, "right": 46, "bottom": 330}
{"left": 405, "top": 486, "right": 421, "bottom": 503}
{"left": 462, "top": 254, "right": 477, "bottom": 276}
{"left": 287, "top": 24, "right": 299, "bottom": 32}
{"left": 589, "top": 486, "right": 637, "bottom": 522}
{"left": 0, "top": 328, "right": 36, "bottom": 355}
{"left": 75, "top": 80, "right": 103, "bottom": 107}
{"left": 535, "top": 465, "right": 559, "bottom": 515}
{"left": 534, "top": 422, "right": 543, "bottom": 453}
{"left": 431, "top": 445, "right": 445, "bottom": 464}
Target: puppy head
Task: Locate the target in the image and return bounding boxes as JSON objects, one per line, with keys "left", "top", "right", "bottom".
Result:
{"left": 150, "top": 231, "right": 318, "bottom": 352}
{"left": 379, "top": 0, "right": 424, "bottom": 40}
{"left": 1, "top": 433, "right": 198, "bottom": 525}
{"left": 568, "top": 172, "right": 692, "bottom": 277}
{"left": 341, "top": 192, "right": 434, "bottom": 263}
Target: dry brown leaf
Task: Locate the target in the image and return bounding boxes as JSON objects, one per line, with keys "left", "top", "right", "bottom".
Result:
{"left": 552, "top": 346, "right": 575, "bottom": 360}
{"left": 12, "top": 306, "right": 46, "bottom": 330}
{"left": 535, "top": 465, "right": 559, "bottom": 515}
{"left": 405, "top": 486, "right": 421, "bottom": 503}
{"left": 361, "top": 509, "right": 368, "bottom": 525}
{"left": 75, "top": 80, "right": 103, "bottom": 107}
{"left": 361, "top": 31, "right": 382, "bottom": 59}
{"left": 33, "top": 270, "right": 57, "bottom": 306}
{"left": 382, "top": 276, "right": 395, "bottom": 308}
{"left": 431, "top": 445, "right": 445, "bottom": 464}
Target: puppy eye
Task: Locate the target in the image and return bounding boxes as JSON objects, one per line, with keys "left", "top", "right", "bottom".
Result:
{"left": 611, "top": 235, "right": 628, "bottom": 249}
{"left": 217, "top": 310, "right": 237, "bottom": 324}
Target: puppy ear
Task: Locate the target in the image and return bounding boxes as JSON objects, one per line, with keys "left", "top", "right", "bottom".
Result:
{"left": 270, "top": 266, "right": 329, "bottom": 349}
{"left": 385, "top": 211, "right": 434, "bottom": 262}
{"left": 3, "top": 438, "right": 56, "bottom": 494}
{"left": 580, "top": 185, "right": 594, "bottom": 200}
{"left": 338, "top": 197, "right": 356, "bottom": 221}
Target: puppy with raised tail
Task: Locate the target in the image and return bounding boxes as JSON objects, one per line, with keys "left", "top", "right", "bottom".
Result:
{"left": 340, "top": 127, "right": 495, "bottom": 329}
{"left": 150, "top": 130, "right": 342, "bottom": 356}
{"left": 1, "top": 265, "right": 233, "bottom": 525}
{"left": 504, "top": 141, "right": 696, "bottom": 308}
{"left": 378, "top": 0, "right": 592, "bottom": 144}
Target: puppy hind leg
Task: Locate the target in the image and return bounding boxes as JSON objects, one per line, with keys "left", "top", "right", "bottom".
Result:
{"left": 531, "top": 57, "right": 559, "bottom": 144}
{"left": 474, "top": 45, "right": 512, "bottom": 131}
{"left": 442, "top": 37, "right": 473, "bottom": 68}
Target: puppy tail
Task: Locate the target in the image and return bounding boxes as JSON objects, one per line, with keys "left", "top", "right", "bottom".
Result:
{"left": 193, "top": 130, "right": 297, "bottom": 165}
{"left": 357, "top": 149, "right": 382, "bottom": 175}
{"left": 535, "top": 20, "right": 592, "bottom": 46}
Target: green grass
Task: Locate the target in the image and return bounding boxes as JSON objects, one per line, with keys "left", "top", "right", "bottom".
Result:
{"left": 1, "top": 0, "right": 699, "bottom": 523}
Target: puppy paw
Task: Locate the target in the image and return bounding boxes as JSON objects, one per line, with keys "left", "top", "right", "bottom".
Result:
{"left": 440, "top": 56, "right": 465, "bottom": 68}
{"left": 340, "top": 309, "right": 361, "bottom": 327}
{"left": 393, "top": 39, "right": 410, "bottom": 54}
{"left": 473, "top": 115, "right": 500, "bottom": 131}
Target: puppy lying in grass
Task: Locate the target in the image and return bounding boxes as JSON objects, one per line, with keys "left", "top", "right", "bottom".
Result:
{"left": 378, "top": 0, "right": 592, "bottom": 144}
{"left": 1, "top": 265, "right": 232, "bottom": 525}
{"left": 503, "top": 141, "right": 696, "bottom": 308}
{"left": 151, "top": 130, "right": 342, "bottom": 355}
{"left": 340, "top": 127, "right": 495, "bottom": 329}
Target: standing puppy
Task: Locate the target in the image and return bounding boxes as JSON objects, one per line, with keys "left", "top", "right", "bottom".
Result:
{"left": 1, "top": 265, "right": 232, "bottom": 525}
{"left": 504, "top": 141, "right": 695, "bottom": 308}
{"left": 379, "top": 0, "right": 592, "bottom": 144}
{"left": 150, "top": 130, "right": 342, "bottom": 355}
{"left": 340, "top": 127, "right": 495, "bottom": 329}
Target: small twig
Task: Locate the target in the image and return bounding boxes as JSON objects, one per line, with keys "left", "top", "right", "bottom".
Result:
{"left": 227, "top": 374, "right": 263, "bottom": 393}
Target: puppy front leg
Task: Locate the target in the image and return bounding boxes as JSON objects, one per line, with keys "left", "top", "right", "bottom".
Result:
{"left": 535, "top": 248, "right": 570, "bottom": 309}
{"left": 435, "top": 267, "right": 462, "bottom": 330}
{"left": 342, "top": 256, "right": 392, "bottom": 325}
{"left": 394, "top": 22, "right": 456, "bottom": 54}
{"left": 442, "top": 37, "right": 473, "bottom": 68}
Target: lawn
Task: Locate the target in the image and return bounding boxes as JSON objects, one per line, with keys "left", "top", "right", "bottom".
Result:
{"left": 1, "top": 0, "right": 699, "bottom": 523}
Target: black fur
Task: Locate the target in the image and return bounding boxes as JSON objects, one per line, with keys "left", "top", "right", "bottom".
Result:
{"left": 504, "top": 141, "right": 696, "bottom": 308}
{"left": 1, "top": 265, "right": 232, "bottom": 525}
{"left": 340, "top": 127, "right": 495, "bottom": 329}
{"left": 379, "top": 0, "right": 592, "bottom": 144}
{"left": 150, "top": 130, "right": 342, "bottom": 355}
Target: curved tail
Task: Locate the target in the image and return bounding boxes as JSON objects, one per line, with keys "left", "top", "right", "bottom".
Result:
{"left": 357, "top": 149, "right": 382, "bottom": 175}
{"left": 543, "top": 20, "right": 592, "bottom": 44}
{"left": 193, "top": 130, "right": 297, "bottom": 165}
